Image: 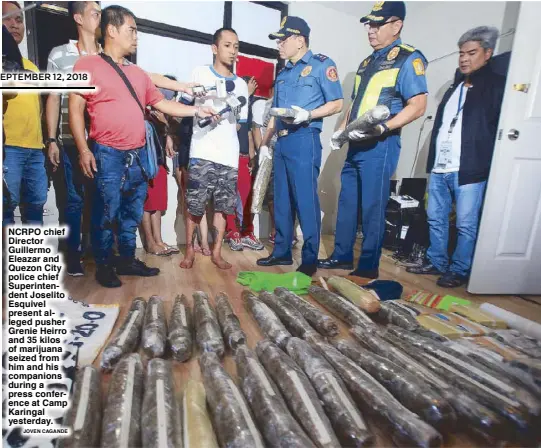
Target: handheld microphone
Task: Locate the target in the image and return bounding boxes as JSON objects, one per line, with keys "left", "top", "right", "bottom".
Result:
{"left": 197, "top": 95, "right": 246, "bottom": 128}
{"left": 179, "top": 80, "right": 236, "bottom": 103}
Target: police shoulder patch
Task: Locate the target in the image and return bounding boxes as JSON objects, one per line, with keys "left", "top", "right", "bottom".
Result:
{"left": 399, "top": 43, "right": 416, "bottom": 53}
{"left": 313, "top": 53, "right": 329, "bottom": 62}
{"left": 326, "top": 66, "right": 339, "bottom": 82}
{"left": 412, "top": 58, "right": 425, "bottom": 76}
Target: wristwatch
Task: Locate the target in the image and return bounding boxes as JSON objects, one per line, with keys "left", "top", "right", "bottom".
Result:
{"left": 45, "top": 137, "right": 57, "bottom": 146}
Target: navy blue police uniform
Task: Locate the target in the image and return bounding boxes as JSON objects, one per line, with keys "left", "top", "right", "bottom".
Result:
{"left": 320, "top": 1, "right": 428, "bottom": 276}
{"left": 259, "top": 16, "right": 343, "bottom": 271}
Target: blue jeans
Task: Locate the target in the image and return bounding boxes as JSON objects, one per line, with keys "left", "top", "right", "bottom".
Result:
{"left": 273, "top": 128, "right": 322, "bottom": 265}
{"left": 60, "top": 143, "right": 87, "bottom": 255}
{"left": 91, "top": 142, "right": 149, "bottom": 265}
{"left": 3, "top": 146, "right": 48, "bottom": 226}
{"left": 426, "top": 172, "right": 487, "bottom": 276}
{"left": 332, "top": 137, "right": 400, "bottom": 270}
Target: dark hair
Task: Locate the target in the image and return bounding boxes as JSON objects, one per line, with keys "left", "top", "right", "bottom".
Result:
{"left": 212, "top": 27, "right": 237, "bottom": 46}
{"left": 303, "top": 36, "right": 310, "bottom": 48}
{"left": 100, "top": 5, "right": 136, "bottom": 39}
{"left": 68, "top": 1, "right": 88, "bottom": 19}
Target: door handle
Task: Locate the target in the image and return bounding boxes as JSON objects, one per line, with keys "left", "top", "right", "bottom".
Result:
{"left": 508, "top": 129, "right": 519, "bottom": 140}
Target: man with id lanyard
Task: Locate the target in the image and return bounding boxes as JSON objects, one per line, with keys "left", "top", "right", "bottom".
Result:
{"left": 407, "top": 26, "right": 506, "bottom": 288}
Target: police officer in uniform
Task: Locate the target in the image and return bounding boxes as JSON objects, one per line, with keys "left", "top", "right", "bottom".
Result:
{"left": 257, "top": 16, "right": 343, "bottom": 277}
{"left": 318, "top": 1, "right": 428, "bottom": 279}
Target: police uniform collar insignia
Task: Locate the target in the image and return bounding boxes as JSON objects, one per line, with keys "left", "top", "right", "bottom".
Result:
{"left": 313, "top": 53, "right": 328, "bottom": 62}
{"left": 387, "top": 47, "right": 400, "bottom": 61}
{"left": 301, "top": 66, "right": 312, "bottom": 77}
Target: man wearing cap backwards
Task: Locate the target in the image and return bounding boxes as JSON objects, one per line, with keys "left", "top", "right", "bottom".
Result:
{"left": 257, "top": 16, "right": 344, "bottom": 277}
{"left": 318, "top": 1, "right": 428, "bottom": 279}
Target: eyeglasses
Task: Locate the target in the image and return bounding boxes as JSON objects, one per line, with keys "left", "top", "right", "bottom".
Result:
{"left": 364, "top": 19, "right": 401, "bottom": 31}
{"left": 277, "top": 35, "right": 296, "bottom": 47}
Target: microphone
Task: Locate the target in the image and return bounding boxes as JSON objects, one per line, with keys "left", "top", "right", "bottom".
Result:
{"left": 197, "top": 95, "right": 246, "bottom": 128}
{"left": 410, "top": 115, "right": 433, "bottom": 178}
{"left": 179, "top": 79, "right": 236, "bottom": 103}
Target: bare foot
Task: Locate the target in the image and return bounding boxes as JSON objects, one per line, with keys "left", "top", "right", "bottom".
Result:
{"left": 211, "top": 254, "right": 232, "bottom": 270}
{"left": 180, "top": 248, "right": 195, "bottom": 269}
{"left": 201, "top": 245, "right": 211, "bottom": 256}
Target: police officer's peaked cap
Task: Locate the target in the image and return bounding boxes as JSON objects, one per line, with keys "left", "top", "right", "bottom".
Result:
{"left": 269, "top": 16, "right": 310, "bottom": 40}
{"left": 360, "top": 1, "right": 406, "bottom": 23}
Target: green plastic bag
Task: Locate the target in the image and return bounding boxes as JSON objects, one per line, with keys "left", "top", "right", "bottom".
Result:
{"left": 236, "top": 271, "right": 312, "bottom": 295}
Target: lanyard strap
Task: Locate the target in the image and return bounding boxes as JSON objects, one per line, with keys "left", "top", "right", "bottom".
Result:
{"left": 448, "top": 83, "right": 466, "bottom": 135}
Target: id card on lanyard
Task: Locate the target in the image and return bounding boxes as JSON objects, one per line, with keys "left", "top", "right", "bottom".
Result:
{"left": 436, "top": 83, "right": 466, "bottom": 169}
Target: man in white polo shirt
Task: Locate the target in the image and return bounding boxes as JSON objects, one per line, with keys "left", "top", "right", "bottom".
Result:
{"left": 180, "top": 27, "right": 249, "bottom": 270}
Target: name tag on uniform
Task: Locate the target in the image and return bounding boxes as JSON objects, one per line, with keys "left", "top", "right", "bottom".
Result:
{"left": 436, "top": 140, "right": 453, "bottom": 168}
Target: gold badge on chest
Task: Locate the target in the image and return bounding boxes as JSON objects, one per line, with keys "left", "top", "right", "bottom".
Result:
{"left": 301, "top": 66, "right": 313, "bottom": 77}
{"left": 387, "top": 47, "right": 400, "bottom": 61}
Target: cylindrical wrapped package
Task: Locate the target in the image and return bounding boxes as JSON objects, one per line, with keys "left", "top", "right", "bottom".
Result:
{"left": 142, "top": 295, "right": 167, "bottom": 359}
{"left": 286, "top": 338, "right": 373, "bottom": 447}
{"left": 215, "top": 291, "right": 247, "bottom": 353}
{"left": 255, "top": 339, "right": 341, "bottom": 448}
{"left": 243, "top": 291, "right": 291, "bottom": 349}
{"left": 445, "top": 338, "right": 541, "bottom": 401}
{"left": 193, "top": 291, "right": 225, "bottom": 358}
{"left": 251, "top": 149, "right": 273, "bottom": 214}
{"left": 385, "top": 325, "right": 541, "bottom": 417}
{"left": 480, "top": 303, "right": 541, "bottom": 341}
{"left": 141, "top": 359, "right": 182, "bottom": 448}
{"left": 258, "top": 291, "right": 319, "bottom": 338}
{"left": 168, "top": 294, "right": 193, "bottom": 362}
{"left": 331, "top": 105, "right": 390, "bottom": 148}
{"left": 327, "top": 276, "right": 381, "bottom": 314}
{"left": 182, "top": 380, "right": 219, "bottom": 448}
{"left": 101, "top": 353, "right": 144, "bottom": 448}
{"left": 57, "top": 365, "right": 102, "bottom": 448}
{"left": 199, "top": 351, "right": 265, "bottom": 448}
{"left": 375, "top": 302, "right": 420, "bottom": 331}
{"left": 235, "top": 345, "right": 316, "bottom": 448}
{"left": 488, "top": 328, "right": 541, "bottom": 359}
{"left": 381, "top": 331, "right": 536, "bottom": 440}
{"left": 310, "top": 339, "right": 443, "bottom": 448}
{"left": 331, "top": 338, "right": 456, "bottom": 431}
{"left": 101, "top": 298, "right": 146, "bottom": 371}
{"left": 308, "top": 286, "right": 375, "bottom": 328}
{"left": 274, "top": 287, "right": 339, "bottom": 337}
{"left": 350, "top": 326, "right": 507, "bottom": 443}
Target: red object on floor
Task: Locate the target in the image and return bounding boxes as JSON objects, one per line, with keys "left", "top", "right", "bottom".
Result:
{"left": 226, "top": 155, "right": 255, "bottom": 234}
{"left": 236, "top": 55, "right": 276, "bottom": 98}
{"left": 144, "top": 165, "right": 168, "bottom": 212}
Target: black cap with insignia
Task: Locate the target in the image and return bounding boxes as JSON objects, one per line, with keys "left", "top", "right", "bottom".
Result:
{"left": 360, "top": 1, "right": 406, "bottom": 23}
{"left": 269, "top": 16, "right": 311, "bottom": 40}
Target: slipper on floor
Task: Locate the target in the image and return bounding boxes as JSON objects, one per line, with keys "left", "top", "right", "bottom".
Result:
{"left": 163, "top": 244, "right": 180, "bottom": 254}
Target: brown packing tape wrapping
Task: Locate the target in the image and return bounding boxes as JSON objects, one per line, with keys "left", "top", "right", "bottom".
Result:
{"left": 449, "top": 304, "right": 508, "bottom": 329}
{"left": 416, "top": 313, "right": 487, "bottom": 339}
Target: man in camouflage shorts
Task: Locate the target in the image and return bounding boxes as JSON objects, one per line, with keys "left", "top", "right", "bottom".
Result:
{"left": 179, "top": 27, "right": 249, "bottom": 270}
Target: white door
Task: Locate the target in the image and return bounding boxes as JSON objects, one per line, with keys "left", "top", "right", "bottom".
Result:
{"left": 468, "top": 2, "right": 541, "bottom": 294}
